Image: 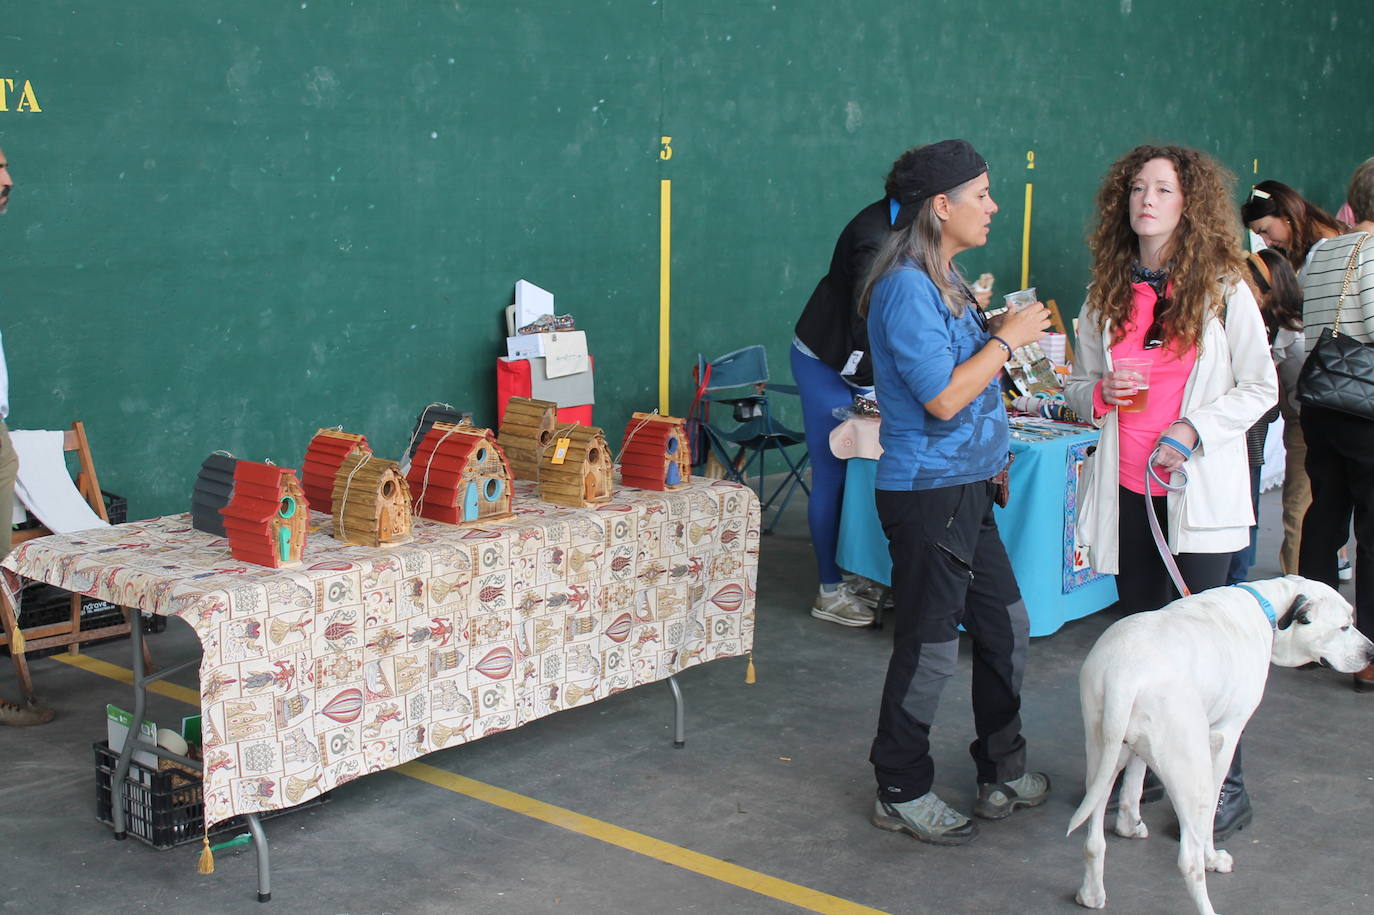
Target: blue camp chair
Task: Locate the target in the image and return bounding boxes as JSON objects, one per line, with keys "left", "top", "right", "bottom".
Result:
{"left": 689, "top": 345, "right": 808, "bottom": 533}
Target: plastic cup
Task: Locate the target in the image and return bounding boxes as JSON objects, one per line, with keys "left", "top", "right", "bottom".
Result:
{"left": 1114, "top": 357, "right": 1152, "bottom": 413}
{"left": 1003, "top": 287, "right": 1038, "bottom": 312}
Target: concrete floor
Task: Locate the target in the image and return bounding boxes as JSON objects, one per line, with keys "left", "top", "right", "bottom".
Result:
{"left": 3, "top": 485, "right": 1371, "bottom": 915}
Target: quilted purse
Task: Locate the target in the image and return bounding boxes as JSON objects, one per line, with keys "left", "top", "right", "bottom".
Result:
{"left": 1298, "top": 233, "right": 1374, "bottom": 420}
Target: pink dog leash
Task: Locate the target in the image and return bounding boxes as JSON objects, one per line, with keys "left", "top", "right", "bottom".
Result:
{"left": 1145, "top": 444, "right": 1192, "bottom": 598}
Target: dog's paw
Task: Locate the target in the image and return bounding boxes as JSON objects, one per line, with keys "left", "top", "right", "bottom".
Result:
{"left": 1113, "top": 815, "right": 1148, "bottom": 839}
{"left": 1206, "top": 848, "right": 1234, "bottom": 873}
{"left": 1075, "top": 887, "right": 1107, "bottom": 909}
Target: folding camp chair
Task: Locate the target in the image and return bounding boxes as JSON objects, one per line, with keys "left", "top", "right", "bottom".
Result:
{"left": 688, "top": 345, "right": 808, "bottom": 533}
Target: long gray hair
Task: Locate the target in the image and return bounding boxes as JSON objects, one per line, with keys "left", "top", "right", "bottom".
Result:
{"left": 858, "top": 179, "right": 976, "bottom": 319}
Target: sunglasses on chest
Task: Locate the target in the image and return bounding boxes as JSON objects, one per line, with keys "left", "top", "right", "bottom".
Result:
{"left": 1132, "top": 266, "right": 1170, "bottom": 349}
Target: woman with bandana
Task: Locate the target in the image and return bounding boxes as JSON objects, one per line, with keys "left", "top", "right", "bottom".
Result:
{"left": 1064, "top": 145, "right": 1277, "bottom": 841}
{"left": 861, "top": 140, "right": 1053, "bottom": 846}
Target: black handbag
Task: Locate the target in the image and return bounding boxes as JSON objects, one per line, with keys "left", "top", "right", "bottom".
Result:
{"left": 1298, "top": 233, "right": 1374, "bottom": 420}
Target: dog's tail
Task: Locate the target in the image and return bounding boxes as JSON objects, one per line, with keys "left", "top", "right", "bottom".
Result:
{"left": 1066, "top": 680, "right": 1136, "bottom": 836}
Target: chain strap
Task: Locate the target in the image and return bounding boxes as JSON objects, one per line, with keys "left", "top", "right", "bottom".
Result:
{"left": 1332, "top": 232, "right": 1371, "bottom": 337}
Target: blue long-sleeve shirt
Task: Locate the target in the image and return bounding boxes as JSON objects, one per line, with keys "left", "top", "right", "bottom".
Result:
{"left": 867, "top": 265, "right": 1008, "bottom": 491}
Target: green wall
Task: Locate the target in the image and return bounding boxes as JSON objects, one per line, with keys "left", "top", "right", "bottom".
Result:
{"left": 3, "top": 1, "right": 1371, "bottom": 518}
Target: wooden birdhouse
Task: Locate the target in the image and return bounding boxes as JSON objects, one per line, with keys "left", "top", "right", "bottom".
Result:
{"left": 538, "top": 426, "right": 613, "bottom": 508}
{"left": 220, "top": 462, "right": 309, "bottom": 568}
{"left": 406, "top": 422, "right": 515, "bottom": 525}
{"left": 331, "top": 453, "right": 414, "bottom": 547}
{"left": 301, "top": 428, "right": 370, "bottom": 513}
{"left": 619, "top": 413, "right": 692, "bottom": 491}
{"left": 191, "top": 452, "right": 239, "bottom": 536}
{"left": 498, "top": 396, "right": 558, "bottom": 480}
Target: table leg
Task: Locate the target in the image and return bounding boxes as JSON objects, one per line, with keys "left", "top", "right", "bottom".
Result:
{"left": 871, "top": 586, "right": 891, "bottom": 631}
{"left": 667, "top": 675, "right": 685, "bottom": 748}
{"left": 109, "top": 607, "right": 147, "bottom": 838}
{"left": 245, "top": 814, "right": 272, "bottom": 902}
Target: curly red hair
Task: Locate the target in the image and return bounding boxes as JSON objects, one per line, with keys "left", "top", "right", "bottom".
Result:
{"left": 1087, "top": 146, "right": 1247, "bottom": 354}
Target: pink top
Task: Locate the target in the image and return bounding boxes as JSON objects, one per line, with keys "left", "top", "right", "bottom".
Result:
{"left": 1092, "top": 282, "right": 1198, "bottom": 495}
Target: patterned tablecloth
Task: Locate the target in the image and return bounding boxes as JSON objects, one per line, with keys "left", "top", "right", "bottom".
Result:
{"left": 3, "top": 478, "right": 759, "bottom": 826}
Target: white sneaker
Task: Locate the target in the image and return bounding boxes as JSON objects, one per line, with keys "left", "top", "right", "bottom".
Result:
{"left": 842, "top": 575, "right": 886, "bottom": 608}
{"left": 811, "top": 588, "right": 875, "bottom": 627}
{"left": 1338, "top": 557, "right": 1353, "bottom": 582}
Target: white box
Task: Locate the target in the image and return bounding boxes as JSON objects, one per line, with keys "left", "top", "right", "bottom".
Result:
{"left": 507, "top": 330, "right": 586, "bottom": 362}
{"left": 514, "top": 280, "right": 554, "bottom": 330}
{"left": 507, "top": 333, "right": 550, "bottom": 360}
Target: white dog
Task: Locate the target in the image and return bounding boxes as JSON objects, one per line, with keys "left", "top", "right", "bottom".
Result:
{"left": 1068, "top": 576, "right": 1374, "bottom": 915}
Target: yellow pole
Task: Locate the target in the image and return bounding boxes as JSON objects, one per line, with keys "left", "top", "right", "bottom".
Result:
{"left": 659, "top": 179, "right": 672, "bottom": 414}
{"left": 1021, "top": 182, "right": 1033, "bottom": 290}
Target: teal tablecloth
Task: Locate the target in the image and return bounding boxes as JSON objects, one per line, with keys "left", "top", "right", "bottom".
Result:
{"left": 836, "top": 428, "right": 1117, "bottom": 637}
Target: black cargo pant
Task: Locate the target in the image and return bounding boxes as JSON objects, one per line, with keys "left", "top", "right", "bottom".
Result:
{"left": 871, "top": 479, "right": 1030, "bottom": 803}
{"left": 1300, "top": 404, "right": 1374, "bottom": 640}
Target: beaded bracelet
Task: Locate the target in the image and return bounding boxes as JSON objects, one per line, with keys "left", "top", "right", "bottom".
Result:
{"left": 989, "top": 335, "right": 1013, "bottom": 356}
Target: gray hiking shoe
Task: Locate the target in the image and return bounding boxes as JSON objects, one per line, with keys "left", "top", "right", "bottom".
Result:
{"left": 871, "top": 792, "right": 979, "bottom": 846}
{"left": 974, "top": 771, "right": 1051, "bottom": 820}
{"left": 811, "top": 588, "right": 875, "bottom": 627}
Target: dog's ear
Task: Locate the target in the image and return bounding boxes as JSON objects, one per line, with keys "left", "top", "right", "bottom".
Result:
{"left": 1278, "top": 594, "right": 1311, "bottom": 631}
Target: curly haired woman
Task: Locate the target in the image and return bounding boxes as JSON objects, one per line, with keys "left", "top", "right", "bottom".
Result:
{"left": 1064, "top": 145, "right": 1277, "bottom": 841}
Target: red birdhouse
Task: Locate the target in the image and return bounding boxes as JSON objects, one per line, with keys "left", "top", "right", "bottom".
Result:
{"left": 301, "top": 428, "right": 370, "bottom": 513}
{"left": 619, "top": 413, "right": 692, "bottom": 491}
{"left": 220, "top": 462, "right": 310, "bottom": 568}
{"left": 406, "top": 423, "right": 514, "bottom": 525}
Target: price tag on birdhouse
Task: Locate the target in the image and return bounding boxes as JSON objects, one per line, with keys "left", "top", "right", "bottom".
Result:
{"left": 551, "top": 437, "right": 571, "bottom": 464}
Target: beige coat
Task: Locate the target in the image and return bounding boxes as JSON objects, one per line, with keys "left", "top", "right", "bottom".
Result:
{"left": 1063, "top": 280, "right": 1278, "bottom": 574}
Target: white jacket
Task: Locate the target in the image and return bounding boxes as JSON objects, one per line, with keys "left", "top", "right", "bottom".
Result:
{"left": 1063, "top": 280, "right": 1278, "bottom": 574}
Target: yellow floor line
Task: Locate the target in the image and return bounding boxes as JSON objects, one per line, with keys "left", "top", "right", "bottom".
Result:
{"left": 398, "top": 761, "right": 887, "bottom": 915}
{"left": 50, "top": 653, "right": 888, "bottom": 915}
{"left": 53, "top": 652, "right": 202, "bottom": 706}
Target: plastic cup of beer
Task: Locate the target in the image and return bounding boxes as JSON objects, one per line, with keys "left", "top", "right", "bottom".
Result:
{"left": 1003, "top": 287, "right": 1038, "bottom": 312}
{"left": 1114, "top": 357, "right": 1152, "bottom": 413}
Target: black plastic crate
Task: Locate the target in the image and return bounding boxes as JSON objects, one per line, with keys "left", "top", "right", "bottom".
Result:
{"left": 102, "top": 490, "right": 128, "bottom": 525}
{"left": 1, "top": 582, "right": 151, "bottom": 658}
{"left": 93, "top": 741, "right": 327, "bottom": 849}
{"left": 94, "top": 740, "right": 204, "bottom": 848}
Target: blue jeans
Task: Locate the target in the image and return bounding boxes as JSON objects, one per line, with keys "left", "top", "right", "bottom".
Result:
{"left": 790, "top": 344, "right": 857, "bottom": 586}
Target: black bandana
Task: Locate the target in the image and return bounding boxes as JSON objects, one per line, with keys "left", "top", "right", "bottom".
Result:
{"left": 891, "top": 140, "right": 988, "bottom": 230}
{"left": 1131, "top": 263, "right": 1171, "bottom": 348}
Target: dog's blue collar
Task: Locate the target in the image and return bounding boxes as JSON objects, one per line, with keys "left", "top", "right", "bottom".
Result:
{"left": 1232, "top": 583, "right": 1277, "bottom": 629}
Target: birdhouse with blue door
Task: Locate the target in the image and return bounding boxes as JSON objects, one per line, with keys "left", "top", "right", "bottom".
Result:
{"left": 331, "top": 452, "right": 414, "bottom": 547}
{"left": 406, "top": 422, "right": 514, "bottom": 525}
{"left": 618, "top": 413, "right": 692, "bottom": 491}
{"left": 220, "top": 461, "right": 309, "bottom": 567}
{"left": 537, "top": 425, "right": 613, "bottom": 507}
